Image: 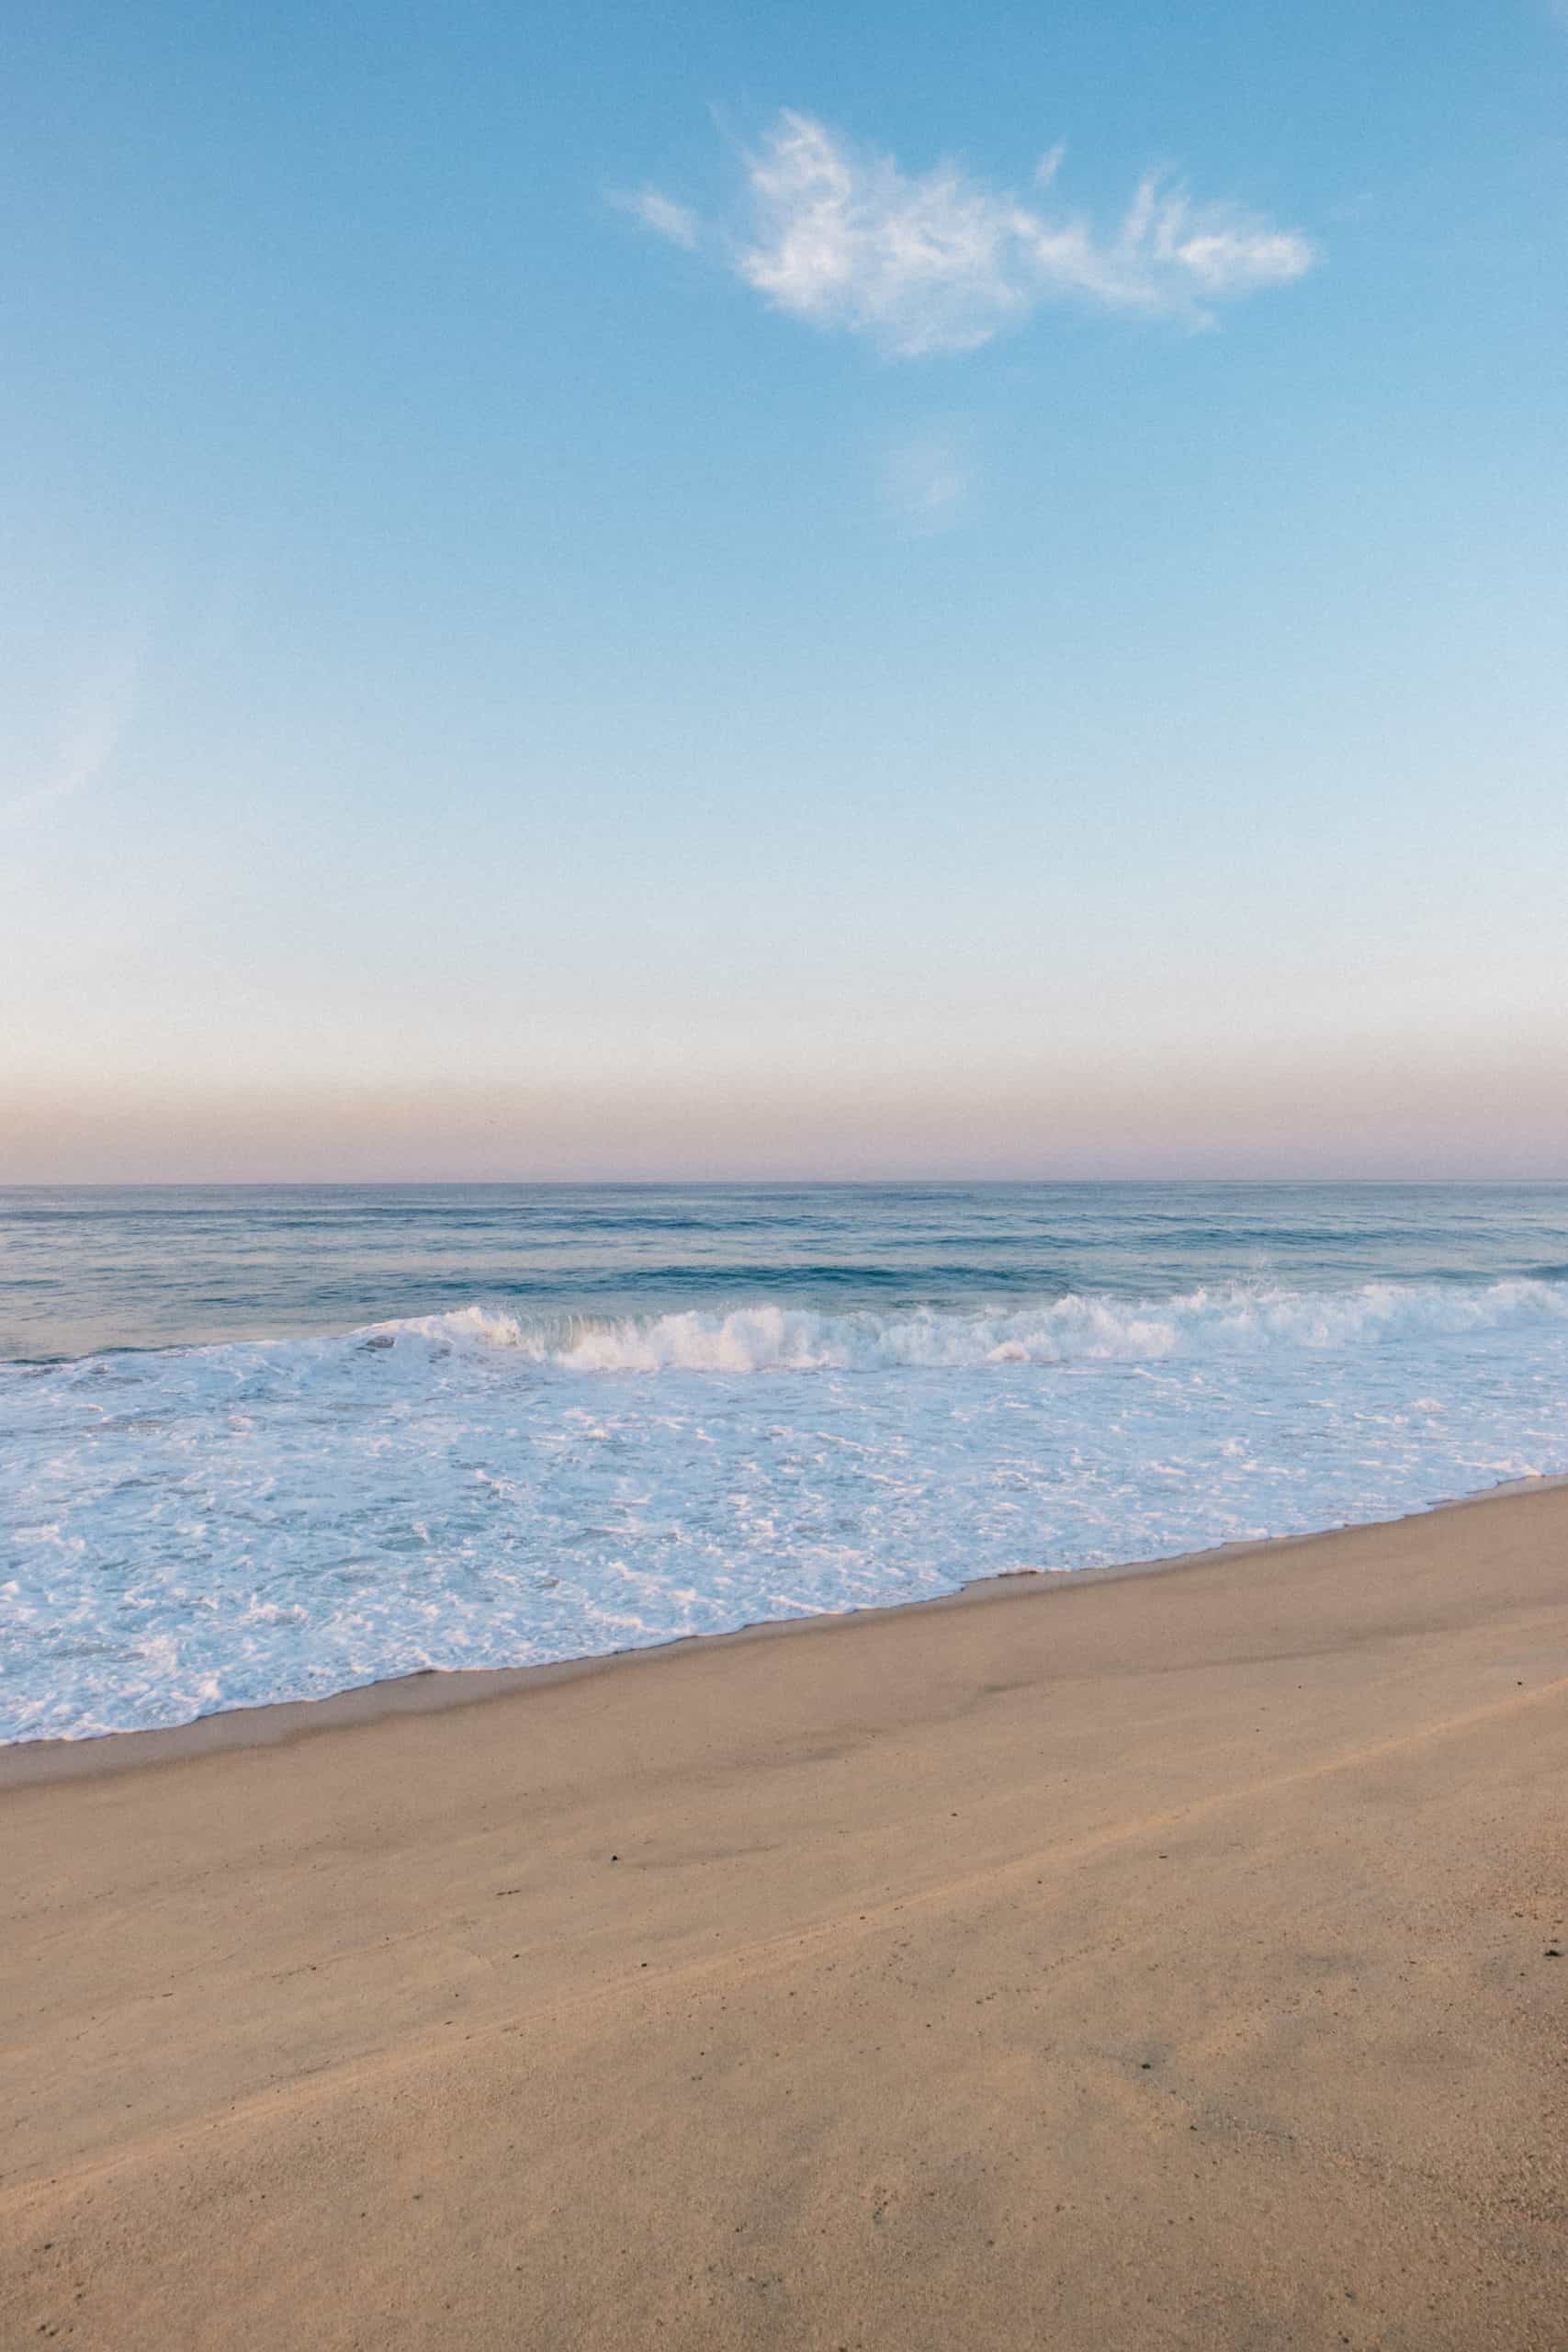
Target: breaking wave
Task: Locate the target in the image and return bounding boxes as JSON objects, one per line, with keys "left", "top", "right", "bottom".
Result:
{"left": 367, "top": 1278, "right": 1568, "bottom": 1375}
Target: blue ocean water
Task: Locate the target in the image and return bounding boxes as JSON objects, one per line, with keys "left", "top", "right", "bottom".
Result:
{"left": 4, "top": 1182, "right": 1567, "bottom": 1742}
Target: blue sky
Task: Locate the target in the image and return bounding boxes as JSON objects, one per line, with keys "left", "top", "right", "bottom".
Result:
{"left": 4, "top": 0, "right": 1566, "bottom": 1178}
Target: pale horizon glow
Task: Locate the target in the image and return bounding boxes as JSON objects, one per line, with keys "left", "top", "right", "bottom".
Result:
{"left": 6, "top": 1041, "right": 1568, "bottom": 1185}
{"left": 4, "top": 4, "right": 1566, "bottom": 1185}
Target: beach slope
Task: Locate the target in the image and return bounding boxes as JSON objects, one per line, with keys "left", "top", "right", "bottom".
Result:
{"left": 3, "top": 1485, "right": 1565, "bottom": 2348}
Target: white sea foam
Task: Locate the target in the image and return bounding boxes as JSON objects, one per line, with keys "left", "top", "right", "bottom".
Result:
{"left": 4, "top": 1277, "right": 1567, "bottom": 1742}
{"left": 369, "top": 1278, "right": 1568, "bottom": 1372}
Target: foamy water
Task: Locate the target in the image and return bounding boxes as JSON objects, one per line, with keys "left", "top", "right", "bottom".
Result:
{"left": 5, "top": 1185, "right": 1568, "bottom": 1741}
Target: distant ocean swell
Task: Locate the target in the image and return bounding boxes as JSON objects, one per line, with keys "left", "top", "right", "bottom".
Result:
{"left": 6, "top": 1273, "right": 1567, "bottom": 1747}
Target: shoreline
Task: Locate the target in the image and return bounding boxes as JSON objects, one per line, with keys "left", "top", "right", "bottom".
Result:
{"left": 5, "top": 1469, "right": 1562, "bottom": 1790}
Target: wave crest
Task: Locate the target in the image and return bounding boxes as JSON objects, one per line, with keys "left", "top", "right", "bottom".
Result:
{"left": 365, "top": 1278, "right": 1568, "bottom": 1374}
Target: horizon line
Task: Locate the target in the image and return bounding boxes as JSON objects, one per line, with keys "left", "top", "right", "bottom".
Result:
{"left": 5, "top": 1174, "right": 1566, "bottom": 1193}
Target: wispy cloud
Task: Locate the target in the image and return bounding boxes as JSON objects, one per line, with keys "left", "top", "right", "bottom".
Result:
{"left": 610, "top": 186, "right": 701, "bottom": 250}
{"left": 626, "top": 111, "right": 1316, "bottom": 356}
{"left": 1, "top": 645, "right": 141, "bottom": 827}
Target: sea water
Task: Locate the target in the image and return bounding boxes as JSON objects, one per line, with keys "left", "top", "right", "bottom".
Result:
{"left": 4, "top": 1182, "right": 1567, "bottom": 1742}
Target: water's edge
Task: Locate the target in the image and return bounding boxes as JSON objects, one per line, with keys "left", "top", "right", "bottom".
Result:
{"left": 12, "top": 1192, "right": 1568, "bottom": 1745}
{"left": 6, "top": 1471, "right": 1559, "bottom": 1791}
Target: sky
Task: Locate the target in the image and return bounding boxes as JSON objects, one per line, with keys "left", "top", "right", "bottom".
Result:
{"left": 3, "top": 0, "right": 1566, "bottom": 1181}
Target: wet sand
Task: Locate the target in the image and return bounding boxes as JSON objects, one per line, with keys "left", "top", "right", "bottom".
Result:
{"left": 3, "top": 1483, "right": 1566, "bottom": 2348}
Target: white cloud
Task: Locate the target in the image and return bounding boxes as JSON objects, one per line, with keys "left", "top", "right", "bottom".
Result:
{"left": 611, "top": 186, "right": 701, "bottom": 250}
{"left": 631, "top": 111, "right": 1316, "bottom": 356}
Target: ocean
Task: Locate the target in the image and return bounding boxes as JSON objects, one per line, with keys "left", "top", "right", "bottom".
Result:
{"left": 4, "top": 1182, "right": 1567, "bottom": 1743}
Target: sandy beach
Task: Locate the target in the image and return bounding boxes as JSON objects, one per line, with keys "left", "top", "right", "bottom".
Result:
{"left": 3, "top": 1482, "right": 1565, "bottom": 2349}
